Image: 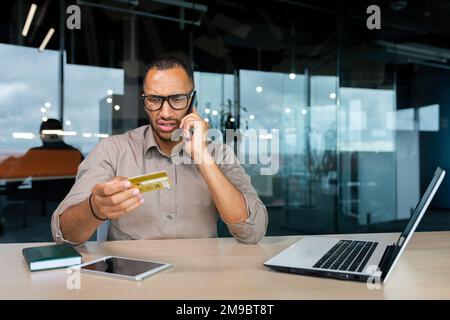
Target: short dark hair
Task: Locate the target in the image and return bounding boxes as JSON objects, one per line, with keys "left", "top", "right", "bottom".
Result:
{"left": 40, "top": 118, "right": 62, "bottom": 133}
{"left": 144, "top": 55, "right": 194, "bottom": 84}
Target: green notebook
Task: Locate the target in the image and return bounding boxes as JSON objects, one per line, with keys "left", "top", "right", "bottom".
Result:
{"left": 22, "top": 243, "right": 82, "bottom": 271}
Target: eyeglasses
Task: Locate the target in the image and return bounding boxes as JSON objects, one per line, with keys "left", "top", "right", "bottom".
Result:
{"left": 141, "top": 90, "right": 195, "bottom": 111}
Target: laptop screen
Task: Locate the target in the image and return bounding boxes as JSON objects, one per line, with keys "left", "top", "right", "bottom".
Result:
{"left": 396, "top": 167, "right": 445, "bottom": 247}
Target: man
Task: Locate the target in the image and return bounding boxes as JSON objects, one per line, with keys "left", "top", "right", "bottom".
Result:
{"left": 35, "top": 118, "right": 84, "bottom": 155}
{"left": 0, "top": 119, "right": 83, "bottom": 179}
{"left": 1, "top": 119, "right": 83, "bottom": 231}
{"left": 51, "top": 56, "right": 268, "bottom": 245}
{"left": 31, "top": 119, "right": 84, "bottom": 215}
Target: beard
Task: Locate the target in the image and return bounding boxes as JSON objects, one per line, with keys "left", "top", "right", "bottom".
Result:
{"left": 149, "top": 117, "right": 180, "bottom": 142}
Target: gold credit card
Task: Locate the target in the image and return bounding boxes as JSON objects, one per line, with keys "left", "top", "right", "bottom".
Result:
{"left": 128, "top": 170, "right": 173, "bottom": 193}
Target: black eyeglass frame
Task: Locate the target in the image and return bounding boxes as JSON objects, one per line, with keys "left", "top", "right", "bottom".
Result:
{"left": 141, "top": 89, "right": 196, "bottom": 111}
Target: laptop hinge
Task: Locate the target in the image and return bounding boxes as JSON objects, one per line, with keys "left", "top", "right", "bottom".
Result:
{"left": 379, "top": 243, "right": 400, "bottom": 280}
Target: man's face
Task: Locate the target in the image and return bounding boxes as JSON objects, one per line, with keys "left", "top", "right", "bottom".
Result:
{"left": 143, "top": 67, "right": 193, "bottom": 142}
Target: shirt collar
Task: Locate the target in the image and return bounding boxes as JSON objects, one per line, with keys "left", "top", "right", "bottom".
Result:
{"left": 144, "top": 125, "right": 185, "bottom": 159}
{"left": 144, "top": 125, "right": 158, "bottom": 152}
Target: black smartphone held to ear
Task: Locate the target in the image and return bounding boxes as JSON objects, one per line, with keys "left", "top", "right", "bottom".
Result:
{"left": 185, "top": 90, "right": 197, "bottom": 137}
{"left": 186, "top": 90, "right": 197, "bottom": 115}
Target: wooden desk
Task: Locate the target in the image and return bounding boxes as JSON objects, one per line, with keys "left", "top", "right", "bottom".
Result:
{"left": 1, "top": 231, "right": 450, "bottom": 299}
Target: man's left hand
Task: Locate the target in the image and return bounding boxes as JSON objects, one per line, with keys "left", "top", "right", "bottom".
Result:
{"left": 179, "top": 107, "right": 210, "bottom": 162}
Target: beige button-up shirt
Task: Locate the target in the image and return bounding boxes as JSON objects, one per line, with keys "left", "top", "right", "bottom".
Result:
{"left": 51, "top": 125, "right": 268, "bottom": 244}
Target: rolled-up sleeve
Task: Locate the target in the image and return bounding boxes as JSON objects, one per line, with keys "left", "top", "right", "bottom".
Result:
{"left": 51, "top": 139, "right": 116, "bottom": 244}
{"left": 215, "top": 144, "right": 268, "bottom": 244}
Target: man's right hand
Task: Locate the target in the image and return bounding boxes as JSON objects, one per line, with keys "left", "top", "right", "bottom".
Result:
{"left": 90, "top": 177, "right": 144, "bottom": 220}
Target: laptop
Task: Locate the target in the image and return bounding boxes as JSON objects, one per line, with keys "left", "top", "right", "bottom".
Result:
{"left": 264, "top": 167, "right": 446, "bottom": 284}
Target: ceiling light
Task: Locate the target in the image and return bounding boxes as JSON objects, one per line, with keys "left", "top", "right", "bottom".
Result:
{"left": 38, "top": 28, "right": 55, "bottom": 52}
{"left": 12, "top": 132, "right": 35, "bottom": 140}
{"left": 94, "top": 133, "right": 109, "bottom": 138}
{"left": 41, "top": 130, "right": 77, "bottom": 136}
{"left": 22, "top": 4, "right": 37, "bottom": 37}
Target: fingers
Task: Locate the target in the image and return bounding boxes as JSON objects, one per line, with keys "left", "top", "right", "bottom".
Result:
{"left": 102, "top": 195, "right": 144, "bottom": 218}
{"left": 181, "top": 117, "right": 206, "bottom": 143}
{"left": 107, "top": 198, "right": 144, "bottom": 220}
{"left": 180, "top": 117, "right": 204, "bottom": 135}
{"left": 180, "top": 112, "right": 203, "bottom": 130}
{"left": 95, "top": 177, "right": 130, "bottom": 197}
{"left": 95, "top": 187, "right": 141, "bottom": 207}
{"left": 91, "top": 176, "right": 145, "bottom": 220}
{"left": 182, "top": 127, "right": 192, "bottom": 141}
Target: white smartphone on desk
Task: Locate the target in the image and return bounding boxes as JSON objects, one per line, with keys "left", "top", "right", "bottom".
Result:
{"left": 70, "top": 256, "right": 172, "bottom": 281}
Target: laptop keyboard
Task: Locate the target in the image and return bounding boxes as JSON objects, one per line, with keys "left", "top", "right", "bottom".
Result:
{"left": 312, "top": 240, "right": 378, "bottom": 272}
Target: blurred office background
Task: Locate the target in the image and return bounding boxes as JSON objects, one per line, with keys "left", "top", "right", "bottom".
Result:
{"left": 1, "top": 0, "right": 449, "bottom": 242}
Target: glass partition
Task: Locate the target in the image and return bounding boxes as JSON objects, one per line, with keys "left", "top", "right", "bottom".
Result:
{"left": 1, "top": 0, "right": 450, "bottom": 242}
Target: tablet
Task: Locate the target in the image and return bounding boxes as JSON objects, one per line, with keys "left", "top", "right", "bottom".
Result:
{"left": 70, "top": 256, "right": 172, "bottom": 281}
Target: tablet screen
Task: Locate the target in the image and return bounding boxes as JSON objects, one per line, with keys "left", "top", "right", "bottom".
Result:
{"left": 81, "top": 257, "right": 165, "bottom": 277}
